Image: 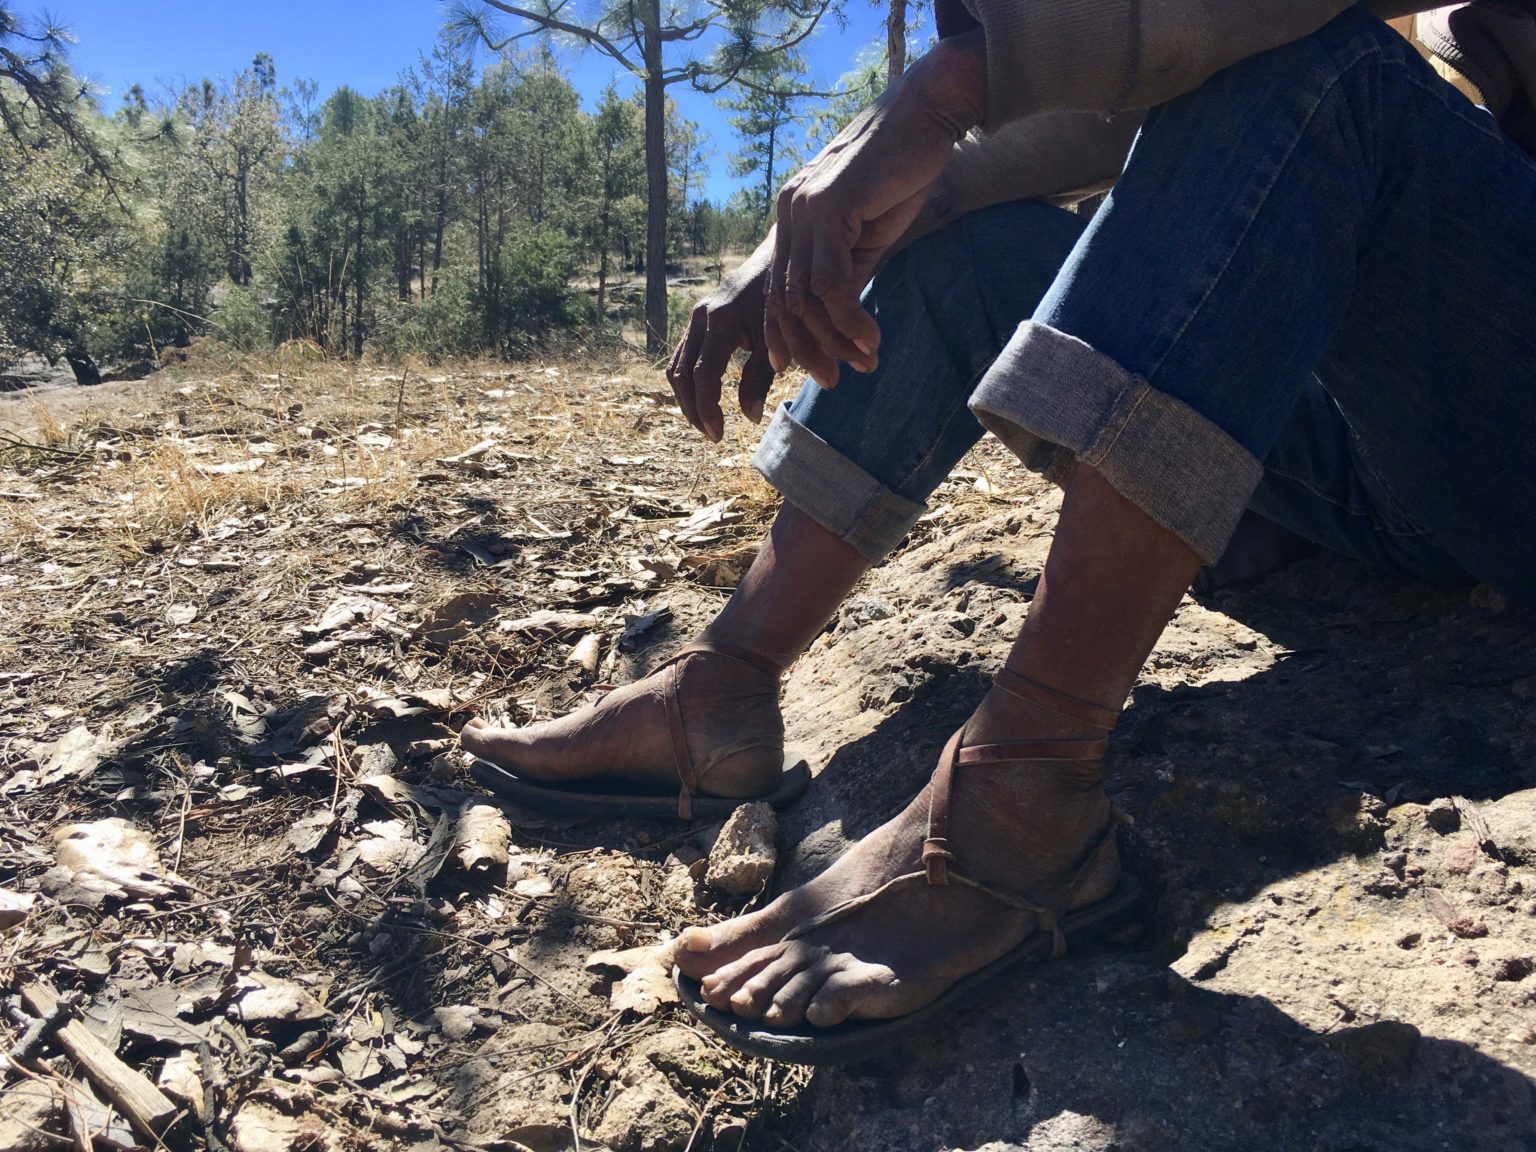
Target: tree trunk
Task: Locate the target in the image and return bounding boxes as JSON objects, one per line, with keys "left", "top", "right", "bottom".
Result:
{"left": 642, "top": 2, "right": 669, "bottom": 355}
{"left": 64, "top": 350, "right": 102, "bottom": 386}
{"left": 887, "top": 0, "right": 908, "bottom": 85}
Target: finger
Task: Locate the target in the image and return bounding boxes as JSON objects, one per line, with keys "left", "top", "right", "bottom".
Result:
{"left": 738, "top": 338, "right": 774, "bottom": 424}
{"left": 820, "top": 284, "right": 881, "bottom": 362}
{"left": 667, "top": 309, "right": 707, "bottom": 434}
{"left": 764, "top": 300, "right": 791, "bottom": 377}
{"left": 690, "top": 322, "right": 735, "bottom": 443}
{"left": 794, "top": 294, "right": 875, "bottom": 375}
{"left": 783, "top": 190, "right": 817, "bottom": 321}
{"left": 807, "top": 208, "right": 856, "bottom": 307}
{"left": 780, "top": 309, "right": 840, "bottom": 390}
{"left": 767, "top": 196, "right": 794, "bottom": 369}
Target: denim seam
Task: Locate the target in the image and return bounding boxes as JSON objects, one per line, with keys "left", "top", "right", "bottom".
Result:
{"left": 1260, "top": 461, "right": 1434, "bottom": 539}
{"left": 1089, "top": 383, "right": 1152, "bottom": 466}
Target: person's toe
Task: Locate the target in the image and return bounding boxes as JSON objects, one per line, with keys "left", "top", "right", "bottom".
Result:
{"left": 727, "top": 947, "right": 816, "bottom": 1018}
{"left": 804, "top": 963, "right": 898, "bottom": 1028}
{"left": 677, "top": 913, "right": 776, "bottom": 978}
{"left": 762, "top": 962, "right": 836, "bottom": 1027}
{"left": 700, "top": 945, "right": 782, "bottom": 1010}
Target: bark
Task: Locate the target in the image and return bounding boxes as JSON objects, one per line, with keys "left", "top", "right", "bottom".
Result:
{"left": 65, "top": 350, "right": 102, "bottom": 386}
{"left": 887, "top": 0, "right": 908, "bottom": 85}
{"left": 642, "top": 0, "right": 669, "bottom": 354}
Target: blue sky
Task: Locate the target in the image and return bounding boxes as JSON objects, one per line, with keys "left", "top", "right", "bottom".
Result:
{"left": 51, "top": 0, "right": 895, "bottom": 202}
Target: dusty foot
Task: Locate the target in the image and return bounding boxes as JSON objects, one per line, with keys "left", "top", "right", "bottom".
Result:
{"left": 675, "top": 688, "right": 1121, "bottom": 1028}
{"left": 460, "top": 647, "right": 785, "bottom": 799}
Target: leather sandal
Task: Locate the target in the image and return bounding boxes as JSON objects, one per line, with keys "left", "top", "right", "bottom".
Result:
{"left": 469, "top": 640, "right": 811, "bottom": 821}
{"left": 676, "top": 667, "right": 1140, "bottom": 1063}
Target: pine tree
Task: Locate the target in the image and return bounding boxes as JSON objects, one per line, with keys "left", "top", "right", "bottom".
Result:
{"left": 451, "top": 0, "right": 835, "bottom": 353}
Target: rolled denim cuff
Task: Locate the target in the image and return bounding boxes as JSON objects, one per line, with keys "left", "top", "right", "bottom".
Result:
{"left": 969, "top": 322, "right": 1265, "bottom": 563}
{"left": 752, "top": 402, "right": 927, "bottom": 563}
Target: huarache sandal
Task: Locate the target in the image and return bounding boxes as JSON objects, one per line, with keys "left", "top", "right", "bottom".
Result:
{"left": 468, "top": 640, "right": 810, "bottom": 820}
{"left": 676, "top": 668, "right": 1140, "bottom": 1064}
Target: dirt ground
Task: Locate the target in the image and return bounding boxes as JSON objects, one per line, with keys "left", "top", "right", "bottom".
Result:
{"left": 1, "top": 359, "right": 1533, "bottom": 1152}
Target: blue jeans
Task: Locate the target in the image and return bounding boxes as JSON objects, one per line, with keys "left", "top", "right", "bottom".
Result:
{"left": 752, "top": 8, "right": 1536, "bottom": 601}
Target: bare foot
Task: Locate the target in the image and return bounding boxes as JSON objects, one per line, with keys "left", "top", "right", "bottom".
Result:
{"left": 460, "top": 648, "right": 785, "bottom": 799}
{"left": 675, "top": 688, "right": 1121, "bottom": 1028}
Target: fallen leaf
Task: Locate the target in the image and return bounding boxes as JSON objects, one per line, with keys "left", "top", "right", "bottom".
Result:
{"left": 618, "top": 606, "right": 671, "bottom": 652}
{"left": 42, "top": 818, "right": 184, "bottom": 906}
{"left": 355, "top": 820, "right": 427, "bottom": 873}
{"left": 0, "top": 1081, "right": 65, "bottom": 1151}
{"left": 587, "top": 944, "right": 680, "bottom": 1016}
{"left": 230, "top": 974, "right": 329, "bottom": 1025}
{"left": 230, "top": 1096, "right": 338, "bottom": 1152}
{"left": 335, "top": 1041, "right": 384, "bottom": 1081}
{"left": 0, "top": 888, "right": 35, "bottom": 930}
{"left": 301, "top": 596, "right": 386, "bottom": 638}
{"left": 157, "top": 1053, "right": 205, "bottom": 1120}
{"left": 660, "top": 497, "right": 742, "bottom": 544}
{"left": 681, "top": 546, "right": 758, "bottom": 589}
{"left": 119, "top": 986, "right": 209, "bottom": 1047}
{"left": 438, "top": 439, "right": 499, "bottom": 464}
{"left": 2, "top": 725, "right": 114, "bottom": 795}
{"left": 166, "top": 603, "right": 199, "bottom": 626}
{"left": 357, "top": 689, "right": 456, "bottom": 720}
{"left": 287, "top": 810, "right": 337, "bottom": 857}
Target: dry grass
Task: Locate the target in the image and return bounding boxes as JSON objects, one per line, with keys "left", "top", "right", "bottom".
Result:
{"left": 0, "top": 350, "right": 1021, "bottom": 1152}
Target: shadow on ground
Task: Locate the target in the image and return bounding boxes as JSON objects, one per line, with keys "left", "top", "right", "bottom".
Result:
{"left": 769, "top": 513, "right": 1536, "bottom": 1151}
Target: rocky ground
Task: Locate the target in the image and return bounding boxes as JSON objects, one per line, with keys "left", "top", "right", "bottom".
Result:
{"left": 1, "top": 359, "right": 1532, "bottom": 1152}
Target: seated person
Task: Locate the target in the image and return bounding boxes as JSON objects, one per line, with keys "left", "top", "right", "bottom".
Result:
{"left": 465, "top": 2, "right": 1536, "bottom": 1053}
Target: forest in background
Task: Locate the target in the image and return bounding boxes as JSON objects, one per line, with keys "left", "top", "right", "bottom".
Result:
{"left": 0, "top": 0, "right": 909, "bottom": 384}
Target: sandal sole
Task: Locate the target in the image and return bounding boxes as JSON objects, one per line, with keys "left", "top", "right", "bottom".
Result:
{"left": 675, "top": 873, "right": 1142, "bottom": 1064}
{"left": 468, "top": 752, "right": 811, "bottom": 821}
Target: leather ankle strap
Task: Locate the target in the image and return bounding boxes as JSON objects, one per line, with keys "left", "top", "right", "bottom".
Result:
{"left": 993, "top": 667, "right": 1119, "bottom": 732}
{"left": 662, "top": 639, "right": 786, "bottom": 679}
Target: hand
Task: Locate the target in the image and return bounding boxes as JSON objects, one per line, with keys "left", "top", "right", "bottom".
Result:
{"left": 666, "top": 237, "right": 776, "bottom": 443}
{"left": 767, "top": 31, "right": 988, "bottom": 388}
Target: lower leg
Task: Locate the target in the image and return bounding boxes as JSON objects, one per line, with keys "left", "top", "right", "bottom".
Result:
{"left": 968, "top": 460, "right": 1203, "bottom": 744}
{"left": 680, "top": 463, "right": 1204, "bottom": 1026}
{"left": 700, "top": 501, "right": 870, "bottom": 670}
{"left": 460, "top": 501, "right": 867, "bottom": 795}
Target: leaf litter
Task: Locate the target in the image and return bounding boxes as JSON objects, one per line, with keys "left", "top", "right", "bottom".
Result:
{"left": 0, "top": 360, "right": 909, "bottom": 1151}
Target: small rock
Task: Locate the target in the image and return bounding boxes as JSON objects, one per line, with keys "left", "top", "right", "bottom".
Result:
{"left": 704, "top": 802, "right": 778, "bottom": 895}
{"left": 593, "top": 1075, "right": 694, "bottom": 1152}
{"left": 1443, "top": 841, "right": 1481, "bottom": 875}
{"left": 1425, "top": 798, "right": 1460, "bottom": 835}
{"left": 839, "top": 596, "right": 896, "bottom": 630}
{"left": 434, "top": 1005, "right": 483, "bottom": 1041}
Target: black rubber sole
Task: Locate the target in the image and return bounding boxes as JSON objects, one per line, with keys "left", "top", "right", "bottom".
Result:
{"left": 675, "top": 873, "right": 1143, "bottom": 1064}
{"left": 468, "top": 753, "right": 811, "bottom": 821}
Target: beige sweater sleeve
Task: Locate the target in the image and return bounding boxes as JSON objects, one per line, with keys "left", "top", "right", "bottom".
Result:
{"left": 961, "top": 0, "right": 1457, "bottom": 129}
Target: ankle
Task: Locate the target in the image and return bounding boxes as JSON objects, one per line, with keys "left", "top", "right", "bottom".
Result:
{"left": 969, "top": 686, "right": 1108, "bottom": 745}
{"left": 692, "top": 629, "right": 794, "bottom": 678}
